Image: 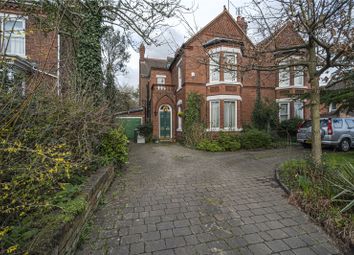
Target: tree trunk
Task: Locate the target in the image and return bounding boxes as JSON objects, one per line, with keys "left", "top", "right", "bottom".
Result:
{"left": 308, "top": 37, "right": 322, "bottom": 165}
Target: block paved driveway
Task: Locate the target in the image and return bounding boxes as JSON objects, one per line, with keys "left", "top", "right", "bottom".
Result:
{"left": 77, "top": 144, "right": 342, "bottom": 255}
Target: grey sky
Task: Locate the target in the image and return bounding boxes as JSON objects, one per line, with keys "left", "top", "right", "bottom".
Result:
{"left": 118, "top": 0, "right": 249, "bottom": 88}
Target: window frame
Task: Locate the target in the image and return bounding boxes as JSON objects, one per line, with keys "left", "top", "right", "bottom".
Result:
{"left": 209, "top": 53, "right": 220, "bottom": 83}
{"left": 294, "top": 65, "right": 304, "bottom": 87}
{"left": 279, "top": 102, "right": 290, "bottom": 122}
{"left": 224, "top": 100, "right": 236, "bottom": 130}
{"left": 0, "top": 13, "right": 26, "bottom": 57}
{"left": 209, "top": 100, "right": 220, "bottom": 130}
{"left": 294, "top": 100, "right": 304, "bottom": 119}
{"left": 278, "top": 60, "right": 290, "bottom": 87}
{"left": 223, "top": 53, "right": 237, "bottom": 82}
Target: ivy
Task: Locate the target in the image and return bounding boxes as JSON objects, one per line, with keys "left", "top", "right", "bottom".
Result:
{"left": 183, "top": 92, "right": 205, "bottom": 147}
{"left": 75, "top": 0, "right": 104, "bottom": 99}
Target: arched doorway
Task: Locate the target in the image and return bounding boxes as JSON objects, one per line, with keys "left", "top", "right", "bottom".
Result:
{"left": 159, "top": 105, "right": 172, "bottom": 139}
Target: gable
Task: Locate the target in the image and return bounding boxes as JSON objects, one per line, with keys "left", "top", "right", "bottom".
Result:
{"left": 185, "top": 9, "right": 254, "bottom": 48}
{"left": 259, "top": 22, "right": 305, "bottom": 50}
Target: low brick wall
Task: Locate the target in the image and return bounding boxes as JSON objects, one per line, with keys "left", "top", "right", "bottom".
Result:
{"left": 48, "top": 166, "right": 115, "bottom": 255}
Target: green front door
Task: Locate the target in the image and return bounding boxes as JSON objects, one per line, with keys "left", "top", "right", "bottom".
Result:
{"left": 160, "top": 109, "right": 171, "bottom": 139}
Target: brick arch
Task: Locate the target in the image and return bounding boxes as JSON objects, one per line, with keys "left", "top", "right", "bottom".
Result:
{"left": 154, "top": 95, "right": 175, "bottom": 116}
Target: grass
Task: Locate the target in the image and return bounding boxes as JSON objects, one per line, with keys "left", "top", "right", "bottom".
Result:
{"left": 324, "top": 150, "right": 354, "bottom": 167}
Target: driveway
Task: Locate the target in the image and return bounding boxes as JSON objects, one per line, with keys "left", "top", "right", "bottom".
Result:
{"left": 77, "top": 144, "right": 341, "bottom": 255}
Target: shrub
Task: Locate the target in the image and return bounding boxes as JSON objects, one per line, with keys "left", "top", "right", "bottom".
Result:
{"left": 137, "top": 122, "right": 152, "bottom": 142}
{"left": 279, "top": 117, "right": 303, "bottom": 136}
{"left": 217, "top": 132, "right": 241, "bottom": 151}
{"left": 99, "top": 127, "right": 128, "bottom": 167}
{"left": 252, "top": 99, "right": 278, "bottom": 132}
{"left": 240, "top": 128, "right": 272, "bottom": 149}
{"left": 330, "top": 163, "right": 354, "bottom": 213}
{"left": 196, "top": 139, "right": 224, "bottom": 152}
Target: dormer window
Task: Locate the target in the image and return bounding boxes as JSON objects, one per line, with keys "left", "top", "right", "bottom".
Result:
{"left": 1, "top": 14, "right": 26, "bottom": 57}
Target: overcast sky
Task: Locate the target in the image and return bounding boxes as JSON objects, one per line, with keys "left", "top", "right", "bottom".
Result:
{"left": 118, "top": 0, "right": 250, "bottom": 88}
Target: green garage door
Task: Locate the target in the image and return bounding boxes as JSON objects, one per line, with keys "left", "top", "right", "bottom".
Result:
{"left": 117, "top": 117, "right": 142, "bottom": 140}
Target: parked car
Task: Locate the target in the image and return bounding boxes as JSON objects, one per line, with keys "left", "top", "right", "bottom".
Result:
{"left": 297, "top": 118, "right": 354, "bottom": 151}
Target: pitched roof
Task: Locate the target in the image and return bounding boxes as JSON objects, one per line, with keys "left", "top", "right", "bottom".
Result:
{"left": 140, "top": 57, "right": 173, "bottom": 78}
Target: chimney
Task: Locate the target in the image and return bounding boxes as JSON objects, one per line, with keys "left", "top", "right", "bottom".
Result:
{"left": 237, "top": 16, "right": 248, "bottom": 34}
{"left": 139, "top": 43, "right": 145, "bottom": 61}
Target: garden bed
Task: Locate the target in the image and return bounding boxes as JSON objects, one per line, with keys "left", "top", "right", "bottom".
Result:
{"left": 276, "top": 152, "right": 354, "bottom": 254}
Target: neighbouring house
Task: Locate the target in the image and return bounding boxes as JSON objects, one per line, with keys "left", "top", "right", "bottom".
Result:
{"left": 320, "top": 78, "right": 354, "bottom": 118}
{"left": 0, "top": 2, "right": 60, "bottom": 95}
{"left": 135, "top": 8, "right": 311, "bottom": 141}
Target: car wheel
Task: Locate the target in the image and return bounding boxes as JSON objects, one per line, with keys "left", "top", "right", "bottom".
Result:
{"left": 302, "top": 143, "right": 311, "bottom": 148}
{"left": 339, "top": 138, "right": 351, "bottom": 152}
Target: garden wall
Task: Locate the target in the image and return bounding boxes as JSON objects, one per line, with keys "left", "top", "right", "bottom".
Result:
{"left": 34, "top": 166, "right": 115, "bottom": 255}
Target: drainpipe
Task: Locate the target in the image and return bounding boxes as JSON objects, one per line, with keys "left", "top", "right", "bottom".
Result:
{"left": 57, "top": 33, "right": 61, "bottom": 96}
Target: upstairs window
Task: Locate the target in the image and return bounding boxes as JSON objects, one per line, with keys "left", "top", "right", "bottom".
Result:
{"left": 156, "top": 76, "right": 165, "bottom": 84}
{"left": 177, "top": 66, "right": 182, "bottom": 90}
{"left": 278, "top": 60, "right": 290, "bottom": 87}
{"left": 1, "top": 15, "right": 26, "bottom": 57}
{"left": 224, "top": 53, "right": 237, "bottom": 82}
{"left": 209, "top": 53, "right": 220, "bottom": 82}
{"left": 294, "top": 66, "right": 304, "bottom": 86}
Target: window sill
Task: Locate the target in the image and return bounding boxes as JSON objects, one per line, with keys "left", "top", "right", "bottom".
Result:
{"left": 177, "top": 128, "right": 183, "bottom": 132}
{"left": 206, "top": 81, "right": 242, "bottom": 86}
{"left": 276, "top": 86, "right": 308, "bottom": 90}
{"left": 206, "top": 128, "right": 243, "bottom": 132}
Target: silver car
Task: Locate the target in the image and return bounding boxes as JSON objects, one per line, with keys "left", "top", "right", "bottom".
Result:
{"left": 297, "top": 118, "right": 354, "bottom": 152}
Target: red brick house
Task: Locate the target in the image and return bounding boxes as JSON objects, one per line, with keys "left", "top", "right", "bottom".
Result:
{"left": 139, "top": 8, "right": 311, "bottom": 141}
{"left": 0, "top": 2, "right": 60, "bottom": 94}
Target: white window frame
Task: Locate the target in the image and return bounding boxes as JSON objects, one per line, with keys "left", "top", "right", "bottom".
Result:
{"left": 0, "top": 13, "right": 26, "bottom": 57}
{"left": 177, "top": 65, "right": 182, "bottom": 90}
{"left": 294, "top": 100, "right": 304, "bottom": 119}
{"left": 278, "top": 60, "right": 290, "bottom": 87}
{"left": 294, "top": 66, "right": 304, "bottom": 87}
{"left": 279, "top": 102, "right": 290, "bottom": 122}
{"left": 224, "top": 100, "right": 237, "bottom": 130}
{"left": 329, "top": 103, "right": 337, "bottom": 112}
{"left": 209, "top": 53, "right": 220, "bottom": 83}
{"left": 209, "top": 100, "right": 220, "bottom": 130}
{"left": 223, "top": 53, "right": 237, "bottom": 82}
{"left": 156, "top": 75, "right": 166, "bottom": 84}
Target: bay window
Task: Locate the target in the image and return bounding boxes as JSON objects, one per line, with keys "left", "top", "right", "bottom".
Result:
{"left": 278, "top": 61, "right": 290, "bottom": 87}
{"left": 1, "top": 15, "right": 26, "bottom": 57}
{"left": 294, "top": 66, "right": 304, "bottom": 86}
{"left": 294, "top": 101, "right": 304, "bottom": 119}
{"left": 224, "top": 101, "right": 236, "bottom": 129}
{"left": 210, "top": 101, "right": 220, "bottom": 129}
{"left": 224, "top": 53, "right": 237, "bottom": 82}
{"left": 279, "top": 103, "right": 290, "bottom": 122}
{"left": 209, "top": 53, "right": 220, "bottom": 82}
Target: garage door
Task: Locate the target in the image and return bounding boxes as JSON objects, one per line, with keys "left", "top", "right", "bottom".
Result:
{"left": 117, "top": 117, "right": 142, "bottom": 140}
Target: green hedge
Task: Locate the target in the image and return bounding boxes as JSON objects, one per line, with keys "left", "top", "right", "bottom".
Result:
{"left": 196, "top": 129, "right": 272, "bottom": 152}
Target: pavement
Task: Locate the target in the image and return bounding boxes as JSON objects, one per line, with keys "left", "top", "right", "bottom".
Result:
{"left": 77, "top": 144, "right": 342, "bottom": 255}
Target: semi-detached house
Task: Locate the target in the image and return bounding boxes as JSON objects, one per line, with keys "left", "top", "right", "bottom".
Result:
{"left": 137, "top": 8, "right": 311, "bottom": 141}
